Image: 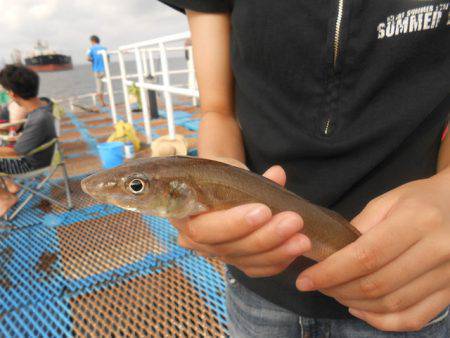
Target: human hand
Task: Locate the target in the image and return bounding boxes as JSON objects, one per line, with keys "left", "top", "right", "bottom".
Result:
{"left": 296, "top": 173, "right": 450, "bottom": 332}
{"left": 171, "top": 157, "right": 311, "bottom": 277}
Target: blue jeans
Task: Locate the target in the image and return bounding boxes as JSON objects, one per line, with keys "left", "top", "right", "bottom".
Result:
{"left": 226, "top": 272, "right": 449, "bottom": 338}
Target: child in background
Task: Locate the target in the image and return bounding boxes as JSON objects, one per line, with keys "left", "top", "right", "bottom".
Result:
{"left": 0, "top": 65, "right": 56, "bottom": 216}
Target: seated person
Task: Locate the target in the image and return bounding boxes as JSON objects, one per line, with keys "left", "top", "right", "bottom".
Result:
{"left": 0, "top": 65, "right": 56, "bottom": 216}
{"left": 1, "top": 97, "right": 62, "bottom": 136}
{"left": 0, "top": 101, "right": 27, "bottom": 124}
{"left": 0, "top": 101, "right": 28, "bottom": 146}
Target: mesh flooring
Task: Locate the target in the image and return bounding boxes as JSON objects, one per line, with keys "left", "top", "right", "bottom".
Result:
{"left": 0, "top": 105, "right": 228, "bottom": 337}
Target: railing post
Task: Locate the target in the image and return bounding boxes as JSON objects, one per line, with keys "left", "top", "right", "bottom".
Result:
{"left": 148, "top": 49, "right": 155, "bottom": 77}
{"left": 159, "top": 42, "right": 176, "bottom": 140}
{"left": 101, "top": 51, "right": 117, "bottom": 124}
{"left": 187, "top": 46, "right": 197, "bottom": 107}
{"left": 142, "top": 50, "right": 149, "bottom": 77}
{"left": 91, "top": 94, "right": 97, "bottom": 106}
{"left": 134, "top": 47, "right": 152, "bottom": 144}
{"left": 118, "top": 50, "right": 133, "bottom": 125}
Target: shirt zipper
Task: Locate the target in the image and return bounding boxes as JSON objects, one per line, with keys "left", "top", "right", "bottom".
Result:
{"left": 324, "top": 0, "right": 344, "bottom": 136}
{"left": 333, "top": 0, "right": 344, "bottom": 68}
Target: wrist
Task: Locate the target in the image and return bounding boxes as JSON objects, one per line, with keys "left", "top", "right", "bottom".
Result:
{"left": 200, "top": 155, "right": 247, "bottom": 170}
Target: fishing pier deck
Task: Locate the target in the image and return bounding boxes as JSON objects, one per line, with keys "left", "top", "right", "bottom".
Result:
{"left": 0, "top": 104, "right": 229, "bottom": 337}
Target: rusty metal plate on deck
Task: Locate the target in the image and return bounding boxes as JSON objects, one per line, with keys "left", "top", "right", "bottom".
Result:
{"left": 70, "top": 265, "right": 226, "bottom": 337}
{"left": 84, "top": 118, "right": 113, "bottom": 127}
{"left": 57, "top": 212, "right": 165, "bottom": 280}
{"left": 59, "top": 131, "right": 81, "bottom": 143}
{"left": 87, "top": 126, "right": 115, "bottom": 138}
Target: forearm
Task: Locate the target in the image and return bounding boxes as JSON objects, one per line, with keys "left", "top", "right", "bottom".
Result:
{"left": 437, "top": 128, "right": 450, "bottom": 172}
{"left": 187, "top": 10, "right": 244, "bottom": 162}
{"left": 198, "top": 112, "right": 245, "bottom": 163}
{"left": 425, "top": 131, "right": 450, "bottom": 196}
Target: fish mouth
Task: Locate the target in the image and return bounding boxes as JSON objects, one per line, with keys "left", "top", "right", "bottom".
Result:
{"left": 80, "top": 177, "right": 90, "bottom": 195}
{"left": 80, "top": 177, "right": 91, "bottom": 195}
{"left": 81, "top": 173, "right": 125, "bottom": 209}
{"left": 81, "top": 175, "right": 99, "bottom": 197}
{"left": 81, "top": 174, "right": 115, "bottom": 199}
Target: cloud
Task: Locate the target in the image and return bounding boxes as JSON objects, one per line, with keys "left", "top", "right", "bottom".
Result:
{"left": 29, "top": 0, "right": 59, "bottom": 20}
{"left": 0, "top": 0, "right": 188, "bottom": 64}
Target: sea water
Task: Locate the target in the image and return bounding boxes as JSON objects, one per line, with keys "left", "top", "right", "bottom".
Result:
{"left": 39, "top": 58, "right": 188, "bottom": 103}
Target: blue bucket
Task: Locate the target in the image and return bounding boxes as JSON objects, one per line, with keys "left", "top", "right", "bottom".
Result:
{"left": 97, "top": 142, "right": 125, "bottom": 169}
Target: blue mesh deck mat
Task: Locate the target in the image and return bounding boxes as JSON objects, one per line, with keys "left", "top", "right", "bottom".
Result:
{"left": 158, "top": 110, "right": 192, "bottom": 121}
{"left": 0, "top": 200, "right": 228, "bottom": 337}
{"left": 183, "top": 119, "right": 201, "bottom": 132}
{"left": 1, "top": 106, "right": 228, "bottom": 336}
{"left": 66, "top": 111, "right": 100, "bottom": 154}
{"left": 3, "top": 175, "right": 103, "bottom": 229}
{"left": 0, "top": 296, "right": 72, "bottom": 337}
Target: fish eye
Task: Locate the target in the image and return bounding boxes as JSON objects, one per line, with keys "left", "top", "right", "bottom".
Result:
{"left": 128, "top": 179, "right": 145, "bottom": 194}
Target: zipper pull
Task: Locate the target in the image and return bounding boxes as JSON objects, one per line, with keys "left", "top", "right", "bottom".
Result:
{"left": 323, "top": 118, "right": 333, "bottom": 136}
{"left": 323, "top": 119, "right": 331, "bottom": 136}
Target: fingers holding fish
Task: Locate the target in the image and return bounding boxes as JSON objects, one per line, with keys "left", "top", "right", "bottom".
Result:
{"left": 170, "top": 203, "right": 271, "bottom": 245}
{"left": 318, "top": 229, "right": 449, "bottom": 302}
{"left": 169, "top": 217, "right": 189, "bottom": 232}
{"left": 296, "top": 204, "right": 424, "bottom": 292}
{"left": 176, "top": 211, "right": 304, "bottom": 256}
{"left": 348, "top": 288, "right": 450, "bottom": 332}
{"left": 182, "top": 203, "right": 272, "bottom": 244}
{"left": 332, "top": 260, "right": 450, "bottom": 314}
{"left": 294, "top": 174, "right": 450, "bottom": 331}
{"left": 220, "top": 233, "right": 310, "bottom": 268}
{"left": 262, "top": 165, "right": 287, "bottom": 187}
{"left": 178, "top": 231, "right": 310, "bottom": 278}
{"left": 177, "top": 233, "right": 216, "bottom": 257}
{"left": 210, "top": 211, "right": 304, "bottom": 257}
{"left": 233, "top": 264, "right": 294, "bottom": 279}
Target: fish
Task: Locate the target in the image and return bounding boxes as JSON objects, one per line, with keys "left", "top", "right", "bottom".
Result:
{"left": 81, "top": 156, "right": 360, "bottom": 261}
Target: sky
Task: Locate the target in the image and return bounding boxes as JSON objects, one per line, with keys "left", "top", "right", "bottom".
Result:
{"left": 0, "top": 0, "right": 188, "bottom": 65}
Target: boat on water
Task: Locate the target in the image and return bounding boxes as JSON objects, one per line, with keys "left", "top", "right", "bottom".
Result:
{"left": 24, "top": 40, "right": 73, "bottom": 72}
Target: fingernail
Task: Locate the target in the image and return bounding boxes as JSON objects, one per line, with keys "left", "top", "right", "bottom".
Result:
{"left": 276, "top": 216, "right": 301, "bottom": 236}
{"left": 245, "top": 206, "right": 270, "bottom": 225}
{"left": 297, "top": 276, "right": 314, "bottom": 291}
{"left": 286, "top": 237, "right": 309, "bottom": 255}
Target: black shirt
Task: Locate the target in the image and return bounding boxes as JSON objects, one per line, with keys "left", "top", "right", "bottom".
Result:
{"left": 161, "top": 0, "right": 450, "bottom": 319}
{"left": 15, "top": 103, "right": 56, "bottom": 169}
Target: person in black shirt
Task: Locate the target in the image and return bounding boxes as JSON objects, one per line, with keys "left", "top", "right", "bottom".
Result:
{"left": 161, "top": 1, "right": 450, "bottom": 336}
{"left": 0, "top": 65, "right": 56, "bottom": 216}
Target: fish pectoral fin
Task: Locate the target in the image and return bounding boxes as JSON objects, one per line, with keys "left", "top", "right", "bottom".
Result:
{"left": 191, "top": 202, "right": 208, "bottom": 216}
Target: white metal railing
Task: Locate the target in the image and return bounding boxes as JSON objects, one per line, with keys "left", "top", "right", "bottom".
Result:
{"left": 55, "top": 90, "right": 122, "bottom": 110}
{"left": 56, "top": 31, "right": 199, "bottom": 145}
{"left": 99, "top": 31, "right": 199, "bottom": 144}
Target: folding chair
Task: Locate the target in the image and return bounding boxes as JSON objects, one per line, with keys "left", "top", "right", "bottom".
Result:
{"left": 0, "top": 138, "right": 73, "bottom": 221}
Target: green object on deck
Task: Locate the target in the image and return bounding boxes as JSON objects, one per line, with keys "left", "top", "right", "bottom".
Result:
{"left": 0, "top": 90, "right": 9, "bottom": 106}
{"left": 128, "top": 84, "right": 141, "bottom": 110}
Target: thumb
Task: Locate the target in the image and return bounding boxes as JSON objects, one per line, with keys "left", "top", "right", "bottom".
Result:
{"left": 263, "top": 165, "right": 286, "bottom": 187}
{"left": 351, "top": 192, "right": 400, "bottom": 234}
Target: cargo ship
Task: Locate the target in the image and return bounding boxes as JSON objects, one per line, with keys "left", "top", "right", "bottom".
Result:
{"left": 24, "top": 41, "right": 73, "bottom": 72}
